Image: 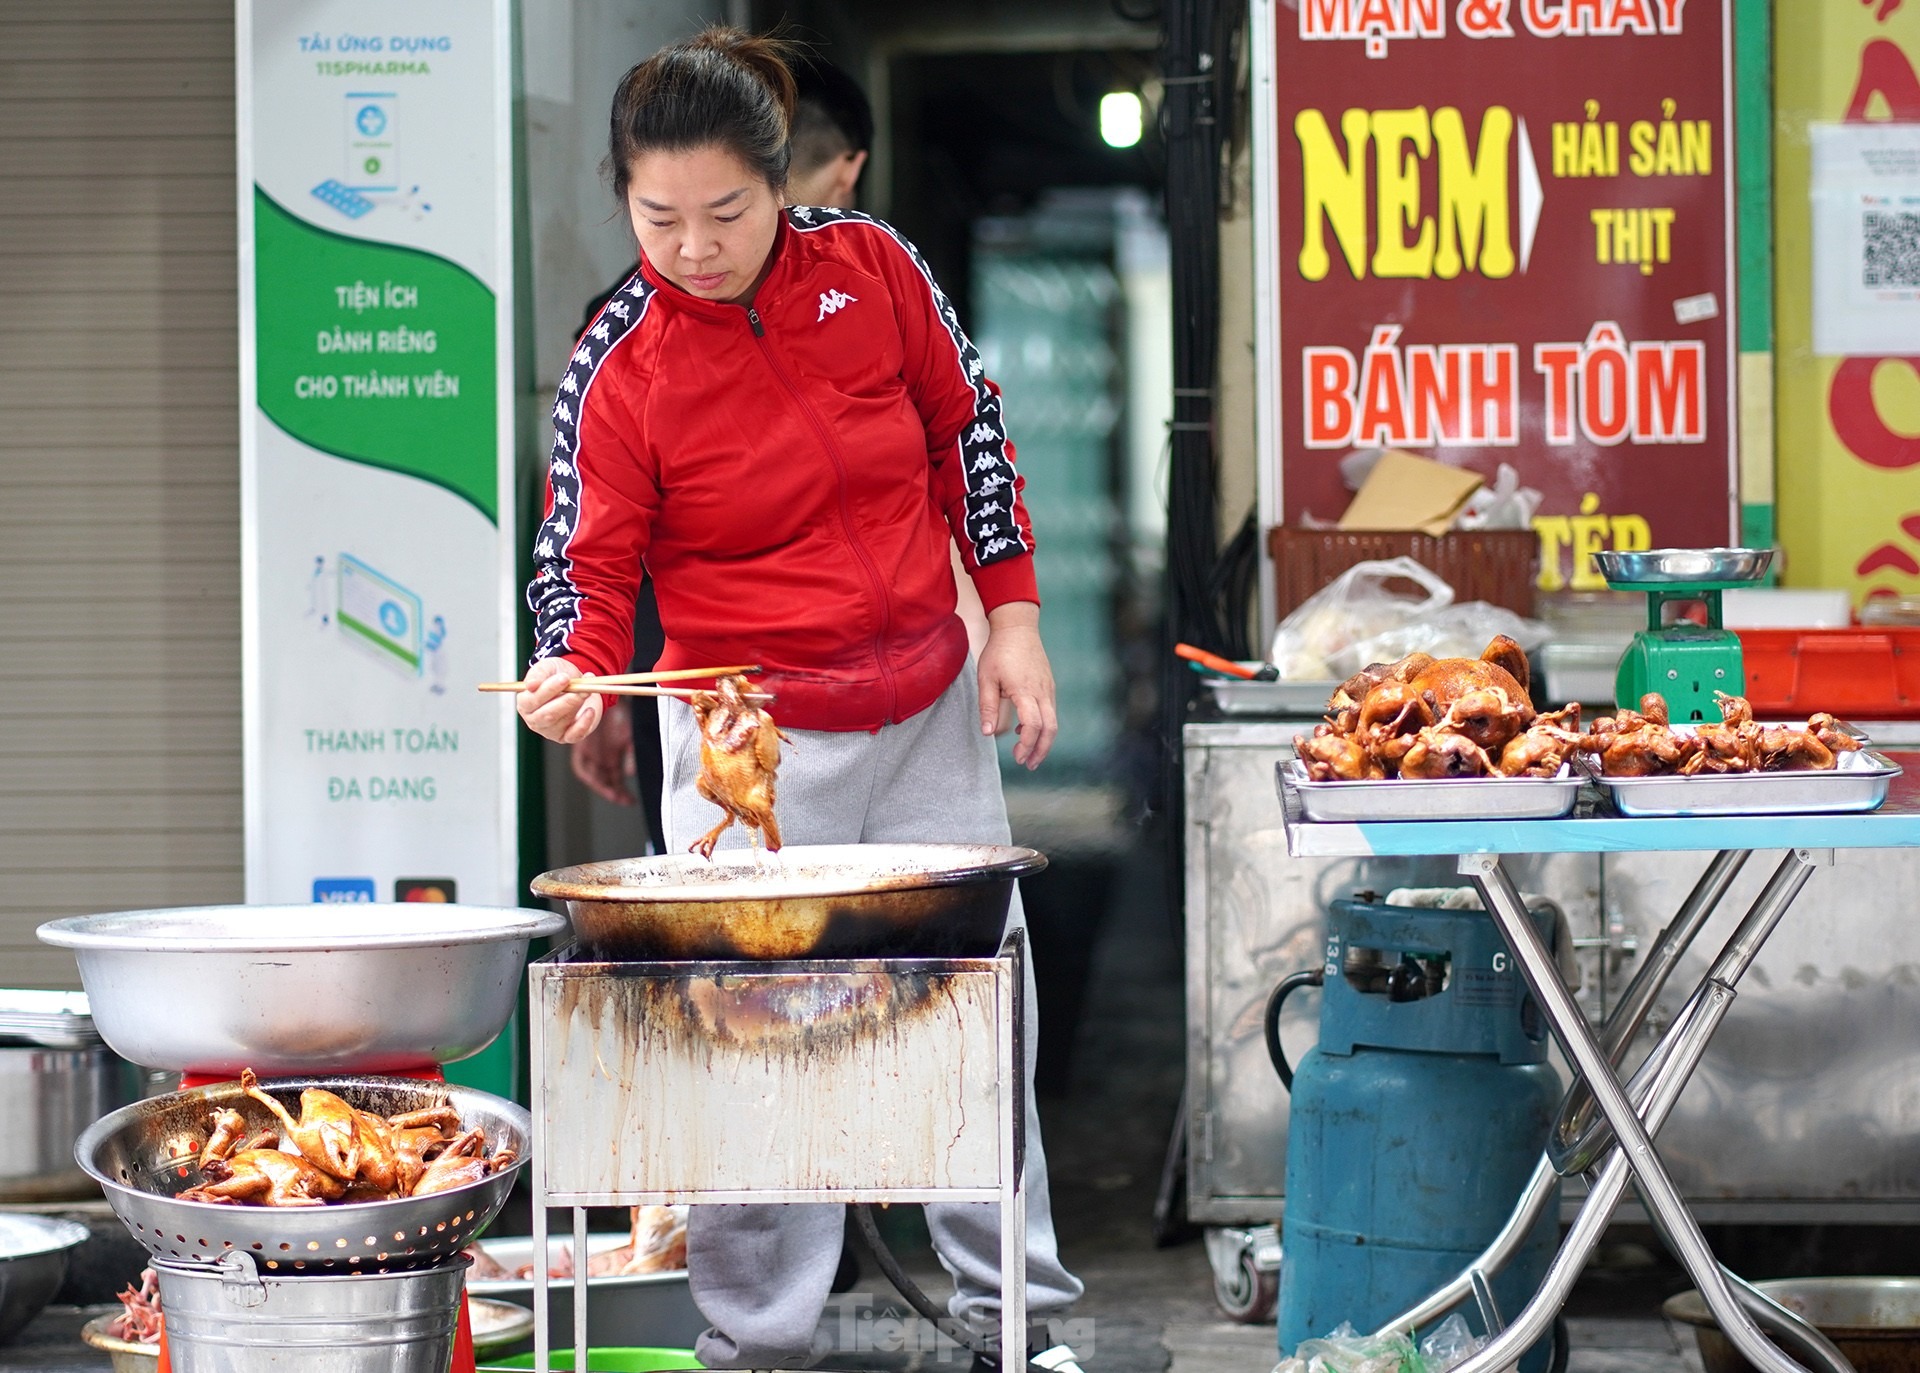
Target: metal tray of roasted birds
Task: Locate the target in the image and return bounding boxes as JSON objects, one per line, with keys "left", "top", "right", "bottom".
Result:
{"left": 1277, "top": 758, "right": 1585, "bottom": 824}
{"left": 1580, "top": 740, "right": 1903, "bottom": 817}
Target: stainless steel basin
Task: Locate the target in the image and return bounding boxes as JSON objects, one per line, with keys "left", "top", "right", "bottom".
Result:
{"left": 37, "top": 904, "right": 568, "bottom": 1075}
{"left": 0, "top": 1213, "right": 89, "bottom": 1344}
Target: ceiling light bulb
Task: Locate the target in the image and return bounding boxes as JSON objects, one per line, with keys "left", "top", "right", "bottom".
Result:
{"left": 1100, "top": 91, "right": 1143, "bottom": 149}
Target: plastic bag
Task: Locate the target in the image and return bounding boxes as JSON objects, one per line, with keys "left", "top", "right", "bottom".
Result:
{"left": 1272, "top": 1322, "right": 1422, "bottom": 1373}
{"left": 1326, "top": 602, "right": 1551, "bottom": 681}
{"left": 1270, "top": 558, "right": 1455, "bottom": 681}
{"left": 1418, "top": 1313, "right": 1492, "bottom": 1373}
{"left": 1455, "top": 463, "right": 1543, "bottom": 531}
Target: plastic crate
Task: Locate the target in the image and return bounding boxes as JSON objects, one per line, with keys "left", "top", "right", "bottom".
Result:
{"left": 1737, "top": 628, "right": 1920, "bottom": 718}
{"left": 1268, "top": 528, "right": 1540, "bottom": 620}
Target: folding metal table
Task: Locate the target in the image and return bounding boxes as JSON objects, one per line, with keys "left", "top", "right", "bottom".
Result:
{"left": 1278, "top": 763, "right": 1920, "bottom": 1373}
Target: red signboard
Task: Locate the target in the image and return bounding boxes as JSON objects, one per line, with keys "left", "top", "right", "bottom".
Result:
{"left": 1261, "top": 0, "right": 1737, "bottom": 591}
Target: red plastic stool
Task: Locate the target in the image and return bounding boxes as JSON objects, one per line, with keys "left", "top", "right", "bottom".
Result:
{"left": 157, "top": 1067, "right": 477, "bottom": 1373}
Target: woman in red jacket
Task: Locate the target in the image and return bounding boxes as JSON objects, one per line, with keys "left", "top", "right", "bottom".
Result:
{"left": 516, "top": 29, "right": 1082, "bottom": 1371}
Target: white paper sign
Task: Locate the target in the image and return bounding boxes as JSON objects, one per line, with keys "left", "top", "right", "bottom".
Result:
{"left": 237, "top": 1, "right": 517, "bottom": 906}
{"left": 1812, "top": 122, "right": 1920, "bottom": 356}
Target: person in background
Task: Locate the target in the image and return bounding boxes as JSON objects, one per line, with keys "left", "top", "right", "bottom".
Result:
{"left": 568, "top": 50, "right": 996, "bottom": 836}
{"left": 517, "top": 29, "right": 1082, "bottom": 1369}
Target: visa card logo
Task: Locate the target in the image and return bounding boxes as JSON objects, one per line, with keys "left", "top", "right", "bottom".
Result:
{"left": 313, "top": 878, "right": 376, "bottom": 903}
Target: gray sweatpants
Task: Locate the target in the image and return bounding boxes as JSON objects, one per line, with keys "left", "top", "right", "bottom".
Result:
{"left": 659, "top": 663, "right": 1084, "bottom": 1368}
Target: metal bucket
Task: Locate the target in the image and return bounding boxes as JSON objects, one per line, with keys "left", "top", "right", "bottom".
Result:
{"left": 154, "top": 1250, "right": 470, "bottom": 1372}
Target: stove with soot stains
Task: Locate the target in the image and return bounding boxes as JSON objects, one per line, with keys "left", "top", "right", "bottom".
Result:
{"left": 526, "top": 843, "right": 1044, "bottom": 1372}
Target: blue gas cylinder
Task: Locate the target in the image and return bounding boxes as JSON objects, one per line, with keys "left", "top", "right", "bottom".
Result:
{"left": 1273, "top": 897, "right": 1562, "bottom": 1370}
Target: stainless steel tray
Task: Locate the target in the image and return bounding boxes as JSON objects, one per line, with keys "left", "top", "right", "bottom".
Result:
{"left": 1583, "top": 746, "right": 1902, "bottom": 817}
{"left": 1203, "top": 677, "right": 1338, "bottom": 716}
{"left": 1278, "top": 759, "right": 1583, "bottom": 823}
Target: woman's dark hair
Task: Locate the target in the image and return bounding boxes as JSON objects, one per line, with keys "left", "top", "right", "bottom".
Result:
{"left": 607, "top": 28, "right": 798, "bottom": 200}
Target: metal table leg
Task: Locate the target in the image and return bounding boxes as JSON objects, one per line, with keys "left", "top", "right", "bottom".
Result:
{"left": 1376, "top": 849, "right": 1749, "bottom": 1338}
{"left": 1459, "top": 849, "right": 1823, "bottom": 1373}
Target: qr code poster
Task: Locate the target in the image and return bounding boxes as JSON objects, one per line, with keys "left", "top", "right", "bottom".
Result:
{"left": 1812, "top": 123, "right": 1920, "bottom": 355}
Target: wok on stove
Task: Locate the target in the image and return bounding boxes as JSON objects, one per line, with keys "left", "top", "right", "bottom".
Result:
{"left": 532, "top": 842, "right": 1046, "bottom": 960}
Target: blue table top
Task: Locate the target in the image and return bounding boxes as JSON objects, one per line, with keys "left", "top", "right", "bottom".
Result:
{"left": 1281, "top": 752, "right": 1920, "bottom": 857}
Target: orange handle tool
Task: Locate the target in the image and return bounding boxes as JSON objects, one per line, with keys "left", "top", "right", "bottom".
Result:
{"left": 1175, "top": 643, "right": 1258, "bottom": 679}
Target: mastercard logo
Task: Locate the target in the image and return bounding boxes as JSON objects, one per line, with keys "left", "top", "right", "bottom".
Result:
{"left": 396, "top": 878, "right": 456, "bottom": 903}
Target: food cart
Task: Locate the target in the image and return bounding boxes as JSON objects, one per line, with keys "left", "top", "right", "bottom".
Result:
{"left": 1186, "top": 714, "right": 1920, "bottom": 1313}
{"left": 1263, "top": 750, "right": 1920, "bottom": 1373}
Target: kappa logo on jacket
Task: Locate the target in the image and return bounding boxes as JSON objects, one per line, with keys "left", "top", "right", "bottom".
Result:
{"left": 817, "top": 289, "right": 858, "bottom": 321}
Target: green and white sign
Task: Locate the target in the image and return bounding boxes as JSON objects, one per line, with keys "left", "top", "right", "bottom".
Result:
{"left": 238, "top": 1, "right": 515, "bottom": 905}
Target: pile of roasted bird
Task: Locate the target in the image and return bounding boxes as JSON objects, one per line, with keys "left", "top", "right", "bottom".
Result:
{"left": 177, "top": 1069, "right": 517, "bottom": 1206}
{"left": 467, "top": 1205, "right": 688, "bottom": 1280}
{"left": 1296, "top": 636, "right": 1584, "bottom": 780}
{"left": 1294, "top": 635, "right": 1864, "bottom": 783}
{"left": 1584, "top": 691, "right": 1861, "bottom": 776}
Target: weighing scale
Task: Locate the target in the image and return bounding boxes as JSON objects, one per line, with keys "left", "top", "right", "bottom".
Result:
{"left": 1592, "top": 548, "right": 1773, "bottom": 721}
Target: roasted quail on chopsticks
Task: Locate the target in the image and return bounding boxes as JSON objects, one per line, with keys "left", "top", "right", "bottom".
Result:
{"left": 689, "top": 674, "right": 790, "bottom": 858}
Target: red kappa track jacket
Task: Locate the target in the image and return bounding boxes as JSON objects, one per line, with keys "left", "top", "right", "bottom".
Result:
{"left": 527, "top": 207, "right": 1038, "bottom": 733}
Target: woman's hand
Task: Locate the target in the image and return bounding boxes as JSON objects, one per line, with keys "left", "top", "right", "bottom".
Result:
{"left": 977, "top": 602, "right": 1057, "bottom": 770}
{"left": 570, "top": 698, "right": 636, "bottom": 804}
{"left": 517, "top": 656, "right": 604, "bottom": 745}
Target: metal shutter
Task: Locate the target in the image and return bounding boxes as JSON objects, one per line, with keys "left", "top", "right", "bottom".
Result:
{"left": 0, "top": 3, "right": 242, "bottom": 988}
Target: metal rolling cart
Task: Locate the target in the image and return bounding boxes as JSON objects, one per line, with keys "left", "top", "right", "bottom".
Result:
{"left": 1273, "top": 764, "right": 1920, "bottom": 1373}
{"left": 526, "top": 931, "right": 1029, "bottom": 1373}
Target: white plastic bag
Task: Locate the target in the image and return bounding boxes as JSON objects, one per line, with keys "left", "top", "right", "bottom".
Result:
{"left": 1418, "top": 1313, "right": 1493, "bottom": 1373}
{"left": 1326, "top": 602, "right": 1551, "bottom": 681}
{"left": 1456, "top": 463, "right": 1542, "bottom": 531}
{"left": 1270, "top": 558, "right": 1455, "bottom": 681}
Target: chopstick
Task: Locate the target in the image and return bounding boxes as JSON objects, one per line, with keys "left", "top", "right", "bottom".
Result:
{"left": 477, "top": 664, "right": 761, "bottom": 693}
{"left": 578, "top": 683, "right": 773, "bottom": 701}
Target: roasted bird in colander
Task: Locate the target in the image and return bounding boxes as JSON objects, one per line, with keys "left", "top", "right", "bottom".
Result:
{"left": 176, "top": 1069, "right": 517, "bottom": 1207}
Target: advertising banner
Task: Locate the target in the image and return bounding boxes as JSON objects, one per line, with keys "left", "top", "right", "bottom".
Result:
{"left": 1252, "top": 0, "right": 1738, "bottom": 594}
{"left": 237, "top": 2, "right": 516, "bottom": 905}
{"left": 1776, "top": 0, "right": 1920, "bottom": 606}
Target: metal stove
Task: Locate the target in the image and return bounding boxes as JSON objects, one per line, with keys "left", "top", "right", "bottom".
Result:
{"left": 527, "top": 930, "right": 1029, "bottom": 1372}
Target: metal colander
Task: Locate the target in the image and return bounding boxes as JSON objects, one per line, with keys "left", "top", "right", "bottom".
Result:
{"left": 75, "top": 1076, "right": 529, "bottom": 1274}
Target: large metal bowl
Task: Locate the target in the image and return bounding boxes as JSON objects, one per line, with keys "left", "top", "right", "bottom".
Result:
{"left": 532, "top": 843, "right": 1047, "bottom": 960}
{"left": 0, "top": 1213, "right": 89, "bottom": 1344}
{"left": 1664, "top": 1277, "right": 1920, "bottom": 1373}
{"left": 37, "top": 904, "right": 569, "bottom": 1075}
{"left": 77, "top": 1076, "right": 529, "bottom": 1274}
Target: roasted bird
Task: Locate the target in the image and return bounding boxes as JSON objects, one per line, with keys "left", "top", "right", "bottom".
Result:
{"left": 1299, "top": 636, "right": 1555, "bottom": 782}
{"left": 1297, "top": 723, "right": 1385, "bottom": 781}
{"left": 468, "top": 1205, "right": 691, "bottom": 1282}
{"left": 1583, "top": 693, "right": 1860, "bottom": 776}
{"left": 1497, "top": 705, "right": 1583, "bottom": 778}
{"left": 242, "top": 1068, "right": 361, "bottom": 1181}
{"left": 689, "top": 674, "right": 790, "bottom": 859}
{"left": 1679, "top": 692, "right": 1760, "bottom": 774}
{"left": 181, "top": 1072, "right": 514, "bottom": 1207}
{"left": 182, "top": 1148, "right": 346, "bottom": 1207}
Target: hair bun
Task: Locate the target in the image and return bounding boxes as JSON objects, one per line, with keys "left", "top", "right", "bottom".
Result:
{"left": 690, "top": 27, "right": 797, "bottom": 127}
{"left": 606, "top": 26, "right": 800, "bottom": 198}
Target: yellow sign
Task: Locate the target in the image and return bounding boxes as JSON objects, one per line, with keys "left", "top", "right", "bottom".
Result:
{"left": 1775, "top": 0, "right": 1920, "bottom": 605}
